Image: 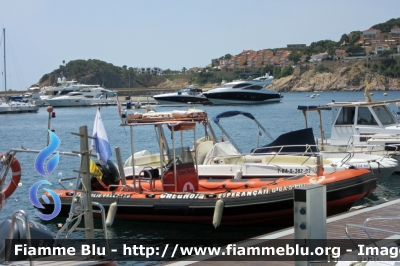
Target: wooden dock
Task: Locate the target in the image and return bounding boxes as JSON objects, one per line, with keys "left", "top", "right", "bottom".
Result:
{"left": 6, "top": 255, "right": 115, "bottom": 266}
{"left": 167, "top": 198, "right": 400, "bottom": 266}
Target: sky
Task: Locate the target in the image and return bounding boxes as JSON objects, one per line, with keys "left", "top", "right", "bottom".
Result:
{"left": 0, "top": 0, "right": 399, "bottom": 90}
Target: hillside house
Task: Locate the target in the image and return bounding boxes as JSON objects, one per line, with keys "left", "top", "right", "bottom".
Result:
{"left": 232, "top": 55, "right": 247, "bottom": 67}
{"left": 375, "top": 43, "right": 391, "bottom": 54}
{"left": 247, "top": 55, "right": 263, "bottom": 67}
{"left": 256, "top": 49, "right": 271, "bottom": 57}
{"left": 279, "top": 54, "right": 291, "bottom": 66}
{"left": 310, "top": 52, "right": 328, "bottom": 62}
{"left": 362, "top": 28, "right": 384, "bottom": 46}
{"left": 390, "top": 27, "right": 400, "bottom": 44}
{"left": 334, "top": 49, "right": 347, "bottom": 60}
{"left": 240, "top": 50, "right": 257, "bottom": 57}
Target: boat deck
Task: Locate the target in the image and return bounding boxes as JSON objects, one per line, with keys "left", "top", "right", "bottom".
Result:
{"left": 167, "top": 197, "right": 400, "bottom": 266}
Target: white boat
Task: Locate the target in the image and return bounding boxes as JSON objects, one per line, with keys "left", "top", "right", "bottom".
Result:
{"left": 251, "top": 128, "right": 398, "bottom": 184}
{"left": 45, "top": 88, "right": 117, "bottom": 107}
{"left": 31, "top": 74, "right": 116, "bottom": 107}
{"left": 122, "top": 109, "right": 395, "bottom": 183}
{"left": 152, "top": 86, "right": 211, "bottom": 106}
{"left": 298, "top": 96, "right": 400, "bottom": 161}
{"left": 46, "top": 75, "right": 106, "bottom": 96}
{"left": 212, "top": 111, "right": 398, "bottom": 183}
{"left": 0, "top": 99, "right": 39, "bottom": 114}
{"left": 0, "top": 29, "right": 39, "bottom": 114}
{"left": 202, "top": 74, "right": 282, "bottom": 105}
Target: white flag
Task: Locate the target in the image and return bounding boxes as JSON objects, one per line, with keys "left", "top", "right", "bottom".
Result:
{"left": 91, "top": 109, "right": 112, "bottom": 165}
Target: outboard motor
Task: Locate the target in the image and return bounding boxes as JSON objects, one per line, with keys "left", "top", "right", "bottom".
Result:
{"left": 0, "top": 215, "right": 54, "bottom": 263}
{"left": 91, "top": 160, "right": 120, "bottom": 191}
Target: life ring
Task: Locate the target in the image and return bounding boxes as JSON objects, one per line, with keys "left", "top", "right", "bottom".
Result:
{"left": 0, "top": 154, "right": 21, "bottom": 203}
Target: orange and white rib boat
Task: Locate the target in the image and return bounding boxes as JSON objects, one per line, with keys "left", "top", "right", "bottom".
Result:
{"left": 40, "top": 109, "right": 377, "bottom": 226}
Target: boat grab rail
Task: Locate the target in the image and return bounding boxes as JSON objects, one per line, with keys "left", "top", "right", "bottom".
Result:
{"left": 58, "top": 176, "right": 80, "bottom": 190}
{"left": 345, "top": 216, "right": 400, "bottom": 250}
{"left": 138, "top": 168, "right": 158, "bottom": 191}
{"left": 250, "top": 144, "right": 317, "bottom": 157}
{"left": 4, "top": 148, "right": 81, "bottom": 158}
{"left": 344, "top": 134, "right": 399, "bottom": 154}
{"left": 249, "top": 144, "right": 319, "bottom": 165}
{"left": 55, "top": 202, "right": 110, "bottom": 255}
{"left": 5, "top": 210, "right": 33, "bottom": 266}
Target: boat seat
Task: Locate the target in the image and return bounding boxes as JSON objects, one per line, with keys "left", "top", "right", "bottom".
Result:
{"left": 124, "top": 153, "right": 162, "bottom": 167}
{"left": 208, "top": 155, "right": 243, "bottom": 165}
{"left": 196, "top": 140, "right": 214, "bottom": 165}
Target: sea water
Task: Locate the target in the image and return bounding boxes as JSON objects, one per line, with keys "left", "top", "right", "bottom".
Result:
{"left": 1, "top": 91, "right": 400, "bottom": 263}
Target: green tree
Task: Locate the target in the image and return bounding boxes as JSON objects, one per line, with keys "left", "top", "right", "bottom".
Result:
{"left": 379, "top": 49, "right": 397, "bottom": 58}
{"left": 182, "top": 67, "right": 187, "bottom": 73}
{"left": 339, "top": 34, "right": 349, "bottom": 44}
{"left": 262, "top": 64, "right": 274, "bottom": 75}
{"left": 280, "top": 65, "right": 293, "bottom": 77}
{"left": 371, "top": 18, "right": 400, "bottom": 33}
{"left": 224, "top": 54, "right": 232, "bottom": 60}
{"left": 345, "top": 45, "right": 365, "bottom": 55}
{"left": 288, "top": 51, "right": 301, "bottom": 64}
{"left": 349, "top": 31, "right": 361, "bottom": 45}
{"left": 315, "top": 64, "right": 331, "bottom": 73}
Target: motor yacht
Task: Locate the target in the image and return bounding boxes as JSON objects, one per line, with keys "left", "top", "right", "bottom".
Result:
{"left": 45, "top": 87, "right": 117, "bottom": 107}
{"left": 202, "top": 74, "right": 282, "bottom": 105}
{"left": 152, "top": 86, "right": 211, "bottom": 106}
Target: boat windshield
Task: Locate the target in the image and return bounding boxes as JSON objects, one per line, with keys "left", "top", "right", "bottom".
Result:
{"left": 372, "top": 105, "right": 397, "bottom": 125}
{"left": 335, "top": 107, "right": 355, "bottom": 125}
{"left": 357, "top": 107, "right": 378, "bottom": 125}
{"left": 180, "top": 88, "right": 202, "bottom": 94}
{"left": 243, "top": 85, "right": 264, "bottom": 90}
{"left": 232, "top": 83, "right": 251, "bottom": 89}
{"left": 68, "top": 92, "right": 83, "bottom": 96}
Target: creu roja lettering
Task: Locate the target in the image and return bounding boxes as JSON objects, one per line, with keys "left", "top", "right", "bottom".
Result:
{"left": 178, "top": 169, "right": 196, "bottom": 175}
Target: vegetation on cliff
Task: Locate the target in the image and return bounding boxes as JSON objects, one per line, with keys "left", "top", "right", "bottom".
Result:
{"left": 37, "top": 18, "right": 400, "bottom": 91}
{"left": 38, "top": 59, "right": 166, "bottom": 88}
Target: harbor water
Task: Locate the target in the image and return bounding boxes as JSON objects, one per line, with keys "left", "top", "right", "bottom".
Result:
{"left": 1, "top": 91, "right": 400, "bottom": 264}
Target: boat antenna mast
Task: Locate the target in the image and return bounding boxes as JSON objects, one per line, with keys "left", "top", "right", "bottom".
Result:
{"left": 2, "top": 28, "right": 6, "bottom": 102}
{"left": 364, "top": 56, "right": 372, "bottom": 102}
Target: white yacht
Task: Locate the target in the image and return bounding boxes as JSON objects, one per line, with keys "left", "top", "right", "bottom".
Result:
{"left": 202, "top": 74, "right": 282, "bottom": 105}
{"left": 152, "top": 86, "right": 211, "bottom": 106}
{"left": 0, "top": 98, "right": 39, "bottom": 114}
{"left": 45, "top": 87, "right": 117, "bottom": 107}
{"left": 47, "top": 76, "right": 105, "bottom": 96}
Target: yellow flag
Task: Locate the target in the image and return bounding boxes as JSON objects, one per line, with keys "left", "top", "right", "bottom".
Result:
{"left": 90, "top": 158, "right": 103, "bottom": 180}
